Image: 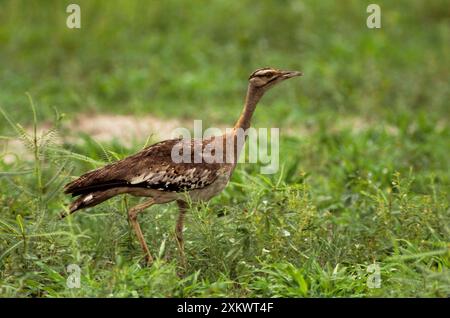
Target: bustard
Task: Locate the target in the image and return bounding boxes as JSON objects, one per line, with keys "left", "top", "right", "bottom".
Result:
{"left": 63, "top": 67, "right": 302, "bottom": 265}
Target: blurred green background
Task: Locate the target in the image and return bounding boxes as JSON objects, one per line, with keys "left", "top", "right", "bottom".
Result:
{"left": 0, "top": 0, "right": 449, "bottom": 297}
{"left": 0, "top": 0, "right": 448, "bottom": 127}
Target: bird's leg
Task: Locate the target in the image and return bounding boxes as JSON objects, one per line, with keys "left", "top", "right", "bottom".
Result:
{"left": 128, "top": 199, "right": 155, "bottom": 265}
{"left": 175, "top": 200, "right": 188, "bottom": 267}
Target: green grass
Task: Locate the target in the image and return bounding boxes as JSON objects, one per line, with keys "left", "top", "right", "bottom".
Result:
{"left": 0, "top": 0, "right": 449, "bottom": 297}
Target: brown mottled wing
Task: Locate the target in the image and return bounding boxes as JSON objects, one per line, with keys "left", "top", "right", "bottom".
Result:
{"left": 64, "top": 138, "right": 224, "bottom": 197}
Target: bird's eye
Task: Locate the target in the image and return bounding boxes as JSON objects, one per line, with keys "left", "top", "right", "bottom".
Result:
{"left": 265, "top": 73, "right": 273, "bottom": 78}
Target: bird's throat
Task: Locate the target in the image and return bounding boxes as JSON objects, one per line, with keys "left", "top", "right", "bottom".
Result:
{"left": 228, "top": 84, "right": 264, "bottom": 166}
{"left": 233, "top": 84, "right": 264, "bottom": 132}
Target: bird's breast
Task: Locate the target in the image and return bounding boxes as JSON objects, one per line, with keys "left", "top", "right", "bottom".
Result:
{"left": 187, "top": 167, "right": 232, "bottom": 202}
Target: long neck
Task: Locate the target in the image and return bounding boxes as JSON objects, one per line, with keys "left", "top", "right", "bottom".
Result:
{"left": 233, "top": 84, "right": 264, "bottom": 131}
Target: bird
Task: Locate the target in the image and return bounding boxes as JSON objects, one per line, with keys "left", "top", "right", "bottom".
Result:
{"left": 63, "top": 67, "right": 302, "bottom": 265}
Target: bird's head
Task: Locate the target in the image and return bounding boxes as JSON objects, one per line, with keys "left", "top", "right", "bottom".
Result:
{"left": 248, "top": 67, "right": 302, "bottom": 90}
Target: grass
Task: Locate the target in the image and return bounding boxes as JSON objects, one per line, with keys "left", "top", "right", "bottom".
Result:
{"left": 0, "top": 0, "right": 449, "bottom": 297}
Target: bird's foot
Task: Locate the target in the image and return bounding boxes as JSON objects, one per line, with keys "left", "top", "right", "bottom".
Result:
{"left": 144, "top": 253, "right": 154, "bottom": 267}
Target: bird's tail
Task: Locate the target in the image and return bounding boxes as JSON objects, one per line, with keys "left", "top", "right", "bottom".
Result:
{"left": 60, "top": 189, "right": 121, "bottom": 219}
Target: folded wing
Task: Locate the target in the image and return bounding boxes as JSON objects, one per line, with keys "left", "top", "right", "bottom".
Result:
{"left": 64, "top": 138, "right": 224, "bottom": 197}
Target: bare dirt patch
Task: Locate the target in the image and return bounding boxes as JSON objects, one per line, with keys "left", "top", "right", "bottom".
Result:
{"left": 2, "top": 113, "right": 446, "bottom": 164}
{"left": 0, "top": 113, "right": 184, "bottom": 164}
{"left": 69, "top": 113, "right": 183, "bottom": 144}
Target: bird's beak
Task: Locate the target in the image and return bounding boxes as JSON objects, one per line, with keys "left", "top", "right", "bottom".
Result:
{"left": 280, "top": 70, "right": 303, "bottom": 79}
